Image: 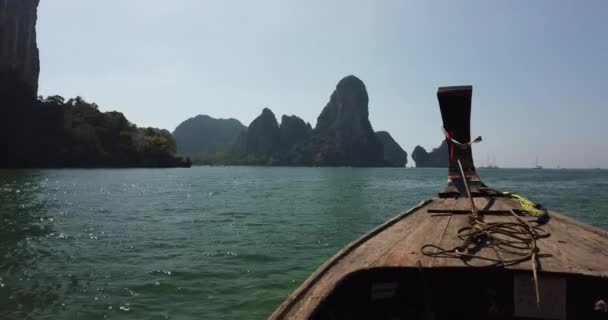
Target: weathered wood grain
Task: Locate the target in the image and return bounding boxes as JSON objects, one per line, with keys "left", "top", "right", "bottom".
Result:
{"left": 269, "top": 196, "right": 608, "bottom": 319}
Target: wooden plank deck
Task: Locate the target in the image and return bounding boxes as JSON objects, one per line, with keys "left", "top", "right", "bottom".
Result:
{"left": 269, "top": 196, "right": 608, "bottom": 320}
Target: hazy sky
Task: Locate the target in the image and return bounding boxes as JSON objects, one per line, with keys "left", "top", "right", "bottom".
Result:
{"left": 37, "top": 0, "right": 607, "bottom": 168}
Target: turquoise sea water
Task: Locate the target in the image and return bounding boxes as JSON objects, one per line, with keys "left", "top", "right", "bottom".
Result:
{"left": 0, "top": 167, "right": 606, "bottom": 319}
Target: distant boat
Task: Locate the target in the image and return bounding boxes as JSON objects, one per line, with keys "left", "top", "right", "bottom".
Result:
{"left": 534, "top": 156, "right": 543, "bottom": 169}
{"left": 489, "top": 155, "right": 499, "bottom": 169}
{"left": 270, "top": 85, "right": 608, "bottom": 320}
{"left": 481, "top": 155, "right": 499, "bottom": 169}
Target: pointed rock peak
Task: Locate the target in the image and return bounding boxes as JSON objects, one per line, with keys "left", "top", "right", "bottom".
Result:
{"left": 336, "top": 75, "right": 366, "bottom": 91}
{"left": 245, "top": 108, "right": 281, "bottom": 158}
{"left": 261, "top": 107, "right": 275, "bottom": 116}
{"left": 251, "top": 107, "right": 276, "bottom": 123}
{"left": 313, "top": 75, "right": 383, "bottom": 166}
{"left": 335, "top": 75, "right": 368, "bottom": 103}
{"left": 249, "top": 107, "right": 279, "bottom": 128}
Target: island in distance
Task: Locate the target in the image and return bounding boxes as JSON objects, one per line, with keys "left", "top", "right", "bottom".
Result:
{"left": 174, "top": 75, "right": 408, "bottom": 167}
{"left": 411, "top": 140, "right": 448, "bottom": 168}
{"left": 0, "top": 1, "right": 446, "bottom": 169}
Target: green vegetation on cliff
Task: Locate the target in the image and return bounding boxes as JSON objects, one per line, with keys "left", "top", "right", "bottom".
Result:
{"left": 176, "top": 75, "right": 405, "bottom": 167}
{"left": 0, "top": 92, "right": 190, "bottom": 168}
{"left": 173, "top": 115, "right": 246, "bottom": 155}
{"left": 0, "top": 0, "right": 189, "bottom": 169}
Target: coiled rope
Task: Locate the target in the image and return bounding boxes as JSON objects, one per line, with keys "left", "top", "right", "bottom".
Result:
{"left": 421, "top": 213, "right": 550, "bottom": 267}
{"left": 421, "top": 160, "right": 550, "bottom": 305}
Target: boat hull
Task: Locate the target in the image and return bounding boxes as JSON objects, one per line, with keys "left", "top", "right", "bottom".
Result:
{"left": 269, "top": 197, "right": 608, "bottom": 320}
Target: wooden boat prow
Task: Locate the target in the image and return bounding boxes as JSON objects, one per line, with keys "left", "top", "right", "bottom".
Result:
{"left": 270, "top": 86, "right": 608, "bottom": 320}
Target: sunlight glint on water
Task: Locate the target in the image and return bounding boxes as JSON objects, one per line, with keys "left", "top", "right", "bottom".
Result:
{"left": 0, "top": 167, "right": 606, "bottom": 319}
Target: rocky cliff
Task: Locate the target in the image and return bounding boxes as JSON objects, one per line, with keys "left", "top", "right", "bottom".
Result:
{"left": 173, "top": 115, "right": 246, "bottom": 155}
{"left": 0, "top": 0, "right": 40, "bottom": 100}
{"left": 226, "top": 110, "right": 312, "bottom": 165}
{"left": 376, "top": 131, "right": 407, "bottom": 167}
{"left": 280, "top": 115, "right": 312, "bottom": 150}
{"left": 0, "top": 2, "right": 189, "bottom": 168}
{"left": 278, "top": 115, "right": 313, "bottom": 165}
{"left": 175, "top": 76, "right": 405, "bottom": 167}
{"left": 1, "top": 95, "right": 191, "bottom": 168}
{"left": 412, "top": 140, "right": 448, "bottom": 167}
{"left": 244, "top": 108, "right": 281, "bottom": 159}
{"left": 313, "top": 75, "right": 384, "bottom": 166}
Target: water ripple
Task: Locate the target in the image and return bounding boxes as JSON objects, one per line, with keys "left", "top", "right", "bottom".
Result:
{"left": 0, "top": 167, "right": 606, "bottom": 319}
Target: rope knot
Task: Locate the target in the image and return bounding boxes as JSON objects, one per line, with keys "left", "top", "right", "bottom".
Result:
{"left": 442, "top": 127, "right": 482, "bottom": 160}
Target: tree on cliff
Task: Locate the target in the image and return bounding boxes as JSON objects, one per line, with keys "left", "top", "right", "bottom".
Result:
{"left": 0, "top": 94, "right": 190, "bottom": 168}
{"left": 173, "top": 115, "right": 246, "bottom": 155}
{"left": 175, "top": 75, "right": 409, "bottom": 167}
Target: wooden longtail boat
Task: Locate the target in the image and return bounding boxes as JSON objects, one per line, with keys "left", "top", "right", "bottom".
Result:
{"left": 270, "top": 86, "right": 608, "bottom": 320}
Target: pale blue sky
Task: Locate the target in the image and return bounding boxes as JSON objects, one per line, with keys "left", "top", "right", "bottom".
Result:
{"left": 37, "top": 0, "right": 607, "bottom": 168}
